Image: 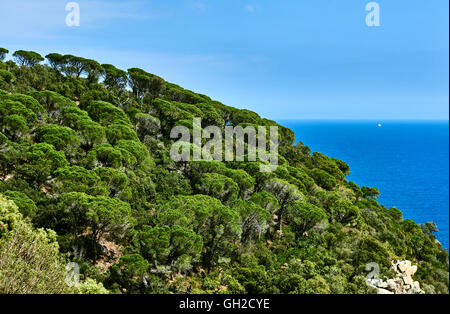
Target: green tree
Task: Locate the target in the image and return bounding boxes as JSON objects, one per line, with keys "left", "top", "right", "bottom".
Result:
{"left": 0, "top": 48, "right": 9, "bottom": 61}
{"left": 0, "top": 196, "right": 72, "bottom": 294}
{"left": 249, "top": 191, "right": 280, "bottom": 214}
{"left": 28, "top": 90, "right": 76, "bottom": 120}
{"left": 195, "top": 173, "right": 240, "bottom": 204}
{"left": 84, "top": 59, "right": 103, "bottom": 83}
{"left": 189, "top": 161, "right": 254, "bottom": 199}
{"left": 1, "top": 191, "right": 37, "bottom": 218}
{"left": 0, "top": 98, "right": 39, "bottom": 139}
{"left": 75, "top": 278, "right": 109, "bottom": 294}
{"left": 0, "top": 98, "right": 38, "bottom": 124}
{"left": 18, "top": 143, "right": 69, "bottom": 183}
{"left": 54, "top": 166, "right": 108, "bottom": 196}
{"left": 59, "top": 55, "right": 101, "bottom": 80}
{"left": 312, "top": 152, "right": 345, "bottom": 181}
{"left": 329, "top": 199, "right": 360, "bottom": 226}
{"left": 94, "top": 167, "right": 130, "bottom": 199}
{"left": 45, "top": 53, "right": 65, "bottom": 71}
{"left": 232, "top": 199, "right": 270, "bottom": 242}
{"left": 115, "top": 140, "right": 154, "bottom": 170}
{"left": 309, "top": 168, "right": 337, "bottom": 190}
{"left": 421, "top": 222, "right": 439, "bottom": 239}
{"left": 157, "top": 195, "right": 241, "bottom": 266}
{"left": 151, "top": 166, "right": 192, "bottom": 201}
{"left": 34, "top": 124, "right": 80, "bottom": 154}
{"left": 0, "top": 132, "right": 18, "bottom": 177}
{"left": 361, "top": 186, "right": 380, "bottom": 200}
{"left": 101, "top": 64, "right": 128, "bottom": 92}
{"left": 2, "top": 114, "right": 28, "bottom": 140}
{"left": 106, "top": 123, "right": 139, "bottom": 145}
{"left": 355, "top": 235, "right": 392, "bottom": 269}
{"left": 286, "top": 201, "right": 327, "bottom": 235}
{"left": 264, "top": 178, "right": 303, "bottom": 232}
{"left": 128, "top": 68, "right": 165, "bottom": 102}
{"left": 135, "top": 113, "right": 161, "bottom": 139}
{"left": 109, "top": 254, "right": 149, "bottom": 293}
{"left": 85, "top": 144, "right": 124, "bottom": 169}
{"left": 346, "top": 181, "right": 363, "bottom": 200}
{"left": 137, "top": 225, "right": 203, "bottom": 273}
{"left": 58, "top": 192, "right": 136, "bottom": 261}
{"left": 3, "top": 93, "right": 47, "bottom": 121}
{"left": 76, "top": 118, "right": 106, "bottom": 149}
{"left": 12, "top": 50, "right": 44, "bottom": 67}
{"left": 0, "top": 70, "right": 14, "bottom": 90}
{"left": 85, "top": 100, "right": 131, "bottom": 126}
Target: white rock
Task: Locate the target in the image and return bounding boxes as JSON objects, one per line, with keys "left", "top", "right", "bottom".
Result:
{"left": 398, "top": 261, "right": 408, "bottom": 273}
{"left": 406, "top": 265, "right": 418, "bottom": 276}
{"left": 380, "top": 260, "right": 424, "bottom": 294}
{"left": 377, "top": 288, "right": 394, "bottom": 294}
{"left": 402, "top": 275, "right": 413, "bottom": 286}
{"left": 367, "top": 278, "right": 382, "bottom": 287}
{"left": 387, "top": 279, "right": 397, "bottom": 291}
{"left": 378, "top": 281, "right": 388, "bottom": 289}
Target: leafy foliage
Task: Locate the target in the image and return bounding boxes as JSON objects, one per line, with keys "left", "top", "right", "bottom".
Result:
{"left": 0, "top": 49, "right": 447, "bottom": 294}
{"left": 0, "top": 195, "right": 71, "bottom": 293}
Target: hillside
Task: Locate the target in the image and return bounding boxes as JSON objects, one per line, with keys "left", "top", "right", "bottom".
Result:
{"left": 0, "top": 49, "right": 448, "bottom": 294}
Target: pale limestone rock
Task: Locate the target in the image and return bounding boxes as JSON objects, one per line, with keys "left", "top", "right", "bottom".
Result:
{"left": 403, "top": 275, "right": 413, "bottom": 286}
{"left": 398, "top": 261, "right": 408, "bottom": 273}
{"left": 387, "top": 279, "right": 397, "bottom": 290}
{"left": 378, "top": 281, "right": 388, "bottom": 289}
{"left": 369, "top": 278, "right": 382, "bottom": 286}
{"left": 377, "top": 288, "right": 394, "bottom": 294}
{"left": 405, "top": 265, "right": 417, "bottom": 276}
{"left": 369, "top": 260, "right": 424, "bottom": 294}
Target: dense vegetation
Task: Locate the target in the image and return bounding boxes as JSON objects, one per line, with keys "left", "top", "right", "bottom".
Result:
{"left": 0, "top": 49, "right": 448, "bottom": 294}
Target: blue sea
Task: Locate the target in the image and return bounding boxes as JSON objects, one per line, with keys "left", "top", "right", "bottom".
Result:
{"left": 279, "top": 120, "right": 449, "bottom": 250}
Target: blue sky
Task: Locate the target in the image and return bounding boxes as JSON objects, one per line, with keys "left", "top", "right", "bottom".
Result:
{"left": 0, "top": 0, "right": 448, "bottom": 120}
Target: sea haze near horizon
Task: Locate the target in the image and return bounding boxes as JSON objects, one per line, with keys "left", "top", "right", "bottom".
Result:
{"left": 278, "top": 119, "right": 449, "bottom": 249}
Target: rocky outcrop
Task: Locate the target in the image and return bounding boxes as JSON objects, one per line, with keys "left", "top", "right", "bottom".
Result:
{"left": 367, "top": 260, "right": 425, "bottom": 294}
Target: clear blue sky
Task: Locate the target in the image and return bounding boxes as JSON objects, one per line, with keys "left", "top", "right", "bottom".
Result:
{"left": 0, "top": 0, "right": 448, "bottom": 120}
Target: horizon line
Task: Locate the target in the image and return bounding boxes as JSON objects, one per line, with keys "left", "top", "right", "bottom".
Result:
{"left": 275, "top": 118, "right": 449, "bottom": 122}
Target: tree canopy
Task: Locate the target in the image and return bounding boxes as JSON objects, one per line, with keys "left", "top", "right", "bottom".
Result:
{"left": 0, "top": 48, "right": 447, "bottom": 295}
{"left": 12, "top": 50, "right": 44, "bottom": 67}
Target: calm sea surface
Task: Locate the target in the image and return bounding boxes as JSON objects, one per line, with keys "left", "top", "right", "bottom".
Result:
{"left": 278, "top": 120, "right": 449, "bottom": 249}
